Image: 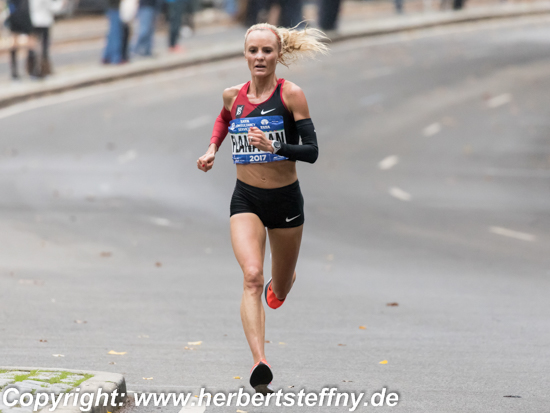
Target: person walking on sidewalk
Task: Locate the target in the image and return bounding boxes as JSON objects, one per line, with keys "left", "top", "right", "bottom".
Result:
{"left": 29, "top": 0, "right": 65, "bottom": 76}
{"left": 4, "top": 0, "right": 39, "bottom": 79}
{"left": 197, "top": 23, "right": 327, "bottom": 394}
{"left": 103, "top": 0, "right": 124, "bottom": 64}
{"left": 166, "top": 0, "right": 188, "bottom": 52}
{"left": 133, "top": 0, "right": 161, "bottom": 56}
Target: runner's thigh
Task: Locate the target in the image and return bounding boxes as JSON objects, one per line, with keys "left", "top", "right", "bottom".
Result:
{"left": 230, "top": 213, "right": 267, "bottom": 282}
{"left": 268, "top": 225, "right": 303, "bottom": 282}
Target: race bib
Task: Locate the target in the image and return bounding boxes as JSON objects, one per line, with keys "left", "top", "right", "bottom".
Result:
{"left": 229, "top": 116, "right": 288, "bottom": 164}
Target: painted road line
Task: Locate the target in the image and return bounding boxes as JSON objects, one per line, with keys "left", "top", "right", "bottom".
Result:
{"left": 423, "top": 122, "right": 441, "bottom": 137}
{"left": 378, "top": 155, "right": 400, "bottom": 170}
{"left": 489, "top": 226, "right": 535, "bottom": 242}
{"left": 389, "top": 187, "right": 412, "bottom": 201}
{"left": 487, "top": 93, "right": 512, "bottom": 108}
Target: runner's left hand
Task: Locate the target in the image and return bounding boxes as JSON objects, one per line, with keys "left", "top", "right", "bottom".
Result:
{"left": 248, "top": 127, "right": 274, "bottom": 153}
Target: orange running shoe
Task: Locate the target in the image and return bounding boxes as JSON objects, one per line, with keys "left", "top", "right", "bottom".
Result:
{"left": 264, "top": 278, "right": 285, "bottom": 309}
{"left": 249, "top": 359, "right": 273, "bottom": 395}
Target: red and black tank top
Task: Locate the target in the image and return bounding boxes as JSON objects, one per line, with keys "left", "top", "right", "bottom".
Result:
{"left": 228, "top": 78, "right": 300, "bottom": 164}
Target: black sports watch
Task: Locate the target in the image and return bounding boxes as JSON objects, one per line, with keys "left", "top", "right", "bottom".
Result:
{"left": 271, "top": 140, "right": 282, "bottom": 154}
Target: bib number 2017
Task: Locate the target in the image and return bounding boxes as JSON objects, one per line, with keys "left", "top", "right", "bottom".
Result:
{"left": 249, "top": 154, "right": 267, "bottom": 162}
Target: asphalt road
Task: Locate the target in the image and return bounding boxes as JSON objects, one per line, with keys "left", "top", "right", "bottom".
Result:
{"left": 1, "top": 16, "right": 549, "bottom": 413}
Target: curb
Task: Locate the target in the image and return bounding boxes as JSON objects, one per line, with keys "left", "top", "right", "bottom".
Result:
{"left": 1, "top": 3, "right": 550, "bottom": 109}
{"left": 0, "top": 367, "right": 126, "bottom": 413}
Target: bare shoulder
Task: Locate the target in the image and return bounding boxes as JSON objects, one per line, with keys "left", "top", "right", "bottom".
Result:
{"left": 282, "top": 80, "right": 310, "bottom": 120}
{"left": 222, "top": 83, "right": 245, "bottom": 110}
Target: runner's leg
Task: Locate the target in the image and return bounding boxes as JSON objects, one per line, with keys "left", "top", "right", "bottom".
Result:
{"left": 268, "top": 225, "right": 303, "bottom": 300}
{"left": 230, "top": 213, "right": 267, "bottom": 363}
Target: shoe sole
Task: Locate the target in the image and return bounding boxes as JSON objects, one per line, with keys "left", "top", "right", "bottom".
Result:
{"left": 250, "top": 362, "right": 273, "bottom": 392}
{"left": 254, "top": 384, "right": 274, "bottom": 395}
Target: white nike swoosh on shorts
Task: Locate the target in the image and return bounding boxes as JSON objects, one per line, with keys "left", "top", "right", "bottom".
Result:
{"left": 261, "top": 109, "right": 276, "bottom": 115}
{"left": 286, "top": 214, "right": 301, "bottom": 222}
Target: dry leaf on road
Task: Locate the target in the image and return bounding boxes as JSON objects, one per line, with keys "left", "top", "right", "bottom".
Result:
{"left": 188, "top": 341, "right": 202, "bottom": 346}
{"left": 359, "top": 326, "right": 366, "bottom": 330}
{"left": 379, "top": 360, "right": 388, "bottom": 364}
{"left": 386, "top": 302, "right": 399, "bottom": 307}
{"left": 108, "top": 350, "right": 127, "bottom": 355}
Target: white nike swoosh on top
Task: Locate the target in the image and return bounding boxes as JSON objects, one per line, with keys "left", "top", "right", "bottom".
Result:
{"left": 286, "top": 214, "right": 301, "bottom": 222}
{"left": 261, "top": 109, "right": 276, "bottom": 115}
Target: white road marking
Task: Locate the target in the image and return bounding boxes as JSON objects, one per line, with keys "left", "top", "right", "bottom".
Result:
{"left": 118, "top": 150, "right": 137, "bottom": 164}
{"left": 487, "top": 93, "right": 512, "bottom": 108}
{"left": 378, "top": 155, "right": 400, "bottom": 170}
{"left": 150, "top": 217, "right": 172, "bottom": 227}
{"left": 423, "top": 122, "right": 441, "bottom": 137}
{"left": 489, "top": 226, "right": 535, "bottom": 242}
{"left": 389, "top": 187, "right": 412, "bottom": 201}
{"left": 179, "top": 404, "right": 206, "bottom": 413}
{"left": 185, "top": 115, "right": 212, "bottom": 130}
{"left": 360, "top": 93, "right": 384, "bottom": 106}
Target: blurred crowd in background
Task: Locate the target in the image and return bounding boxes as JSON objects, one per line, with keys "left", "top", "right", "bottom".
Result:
{"left": 1, "top": 0, "right": 470, "bottom": 80}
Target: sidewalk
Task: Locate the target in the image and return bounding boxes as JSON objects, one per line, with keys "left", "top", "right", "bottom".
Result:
{"left": 0, "top": 368, "right": 126, "bottom": 413}
{"left": 1, "top": 0, "right": 550, "bottom": 108}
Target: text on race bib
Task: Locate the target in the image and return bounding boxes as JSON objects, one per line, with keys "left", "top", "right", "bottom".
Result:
{"left": 229, "top": 116, "right": 288, "bottom": 164}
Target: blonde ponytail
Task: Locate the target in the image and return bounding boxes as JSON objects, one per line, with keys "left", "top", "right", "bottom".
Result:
{"left": 245, "top": 23, "right": 329, "bottom": 67}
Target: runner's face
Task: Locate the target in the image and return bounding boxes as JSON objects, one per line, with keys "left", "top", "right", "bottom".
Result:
{"left": 244, "top": 30, "right": 280, "bottom": 77}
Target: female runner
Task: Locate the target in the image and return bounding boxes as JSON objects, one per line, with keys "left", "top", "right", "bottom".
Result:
{"left": 197, "top": 23, "right": 328, "bottom": 394}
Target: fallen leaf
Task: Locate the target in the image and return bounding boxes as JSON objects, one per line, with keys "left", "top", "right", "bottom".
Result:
{"left": 155, "top": 262, "right": 162, "bottom": 267}
{"left": 142, "top": 377, "right": 153, "bottom": 380}
{"left": 236, "top": 410, "right": 247, "bottom": 413}
{"left": 288, "top": 385, "right": 294, "bottom": 389}
{"left": 338, "top": 343, "right": 346, "bottom": 346}
{"left": 265, "top": 340, "right": 271, "bottom": 344}
{"left": 100, "top": 252, "right": 112, "bottom": 257}
{"left": 183, "top": 346, "right": 194, "bottom": 350}
{"left": 74, "top": 320, "right": 87, "bottom": 324}
{"left": 386, "top": 302, "right": 399, "bottom": 307}
{"left": 279, "top": 342, "right": 286, "bottom": 345}
{"left": 188, "top": 341, "right": 202, "bottom": 346}
{"left": 342, "top": 380, "right": 354, "bottom": 383}
{"left": 233, "top": 376, "right": 241, "bottom": 380}
{"left": 52, "top": 354, "right": 64, "bottom": 357}
{"left": 503, "top": 395, "right": 521, "bottom": 398}
{"left": 109, "top": 362, "right": 116, "bottom": 365}
{"left": 359, "top": 326, "right": 366, "bottom": 330}
{"left": 108, "top": 350, "right": 127, "bottom": 355}
{"left": 39, "top": 339, "right": 48, "bottom": 342}
{"left": 379, "top": 360, "right": 388, "bottom": 364}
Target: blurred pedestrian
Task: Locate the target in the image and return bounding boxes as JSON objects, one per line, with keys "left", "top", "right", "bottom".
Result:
{"left": 4, "top": 0, "right": 39, "bottom": 79}
{"left": 452, "top": 0, "right": 465, "bottom": 9}
{"left": 133, "top": 0, "right": 160, "bottom": 56}
{"left": 103, "top": 0, "right": 124, "bottom": 64}
{"left": 394, "top": 0, "right": 404, "bottom": 14}
{"left": 278, "top": 0, "right": 302, "bottom": 28}
{"left": 318, "top": 0, "right": 341, "bottom": 31}
{"left": 29, "top": 0, "right": 65, "bottom": 76}
{"left": 166, "top": 0, "right": 187, "bottom": 52}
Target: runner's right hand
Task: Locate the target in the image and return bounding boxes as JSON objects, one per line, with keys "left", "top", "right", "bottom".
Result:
{"left": 197, "top": 152, "right": 215, "bottom": 172}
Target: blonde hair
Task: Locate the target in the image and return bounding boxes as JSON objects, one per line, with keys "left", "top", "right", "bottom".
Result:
{"left": 245, "top": 22, "right": 329, "bottom": 67}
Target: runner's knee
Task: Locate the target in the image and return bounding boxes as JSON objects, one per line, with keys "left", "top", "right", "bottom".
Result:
{"left": 243, "top": 266, "right": 264, "bottom": 295}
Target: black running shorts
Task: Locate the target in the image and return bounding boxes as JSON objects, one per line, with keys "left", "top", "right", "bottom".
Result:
{"left": 230, "top": 179, "right": 305, "bottom": 229}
